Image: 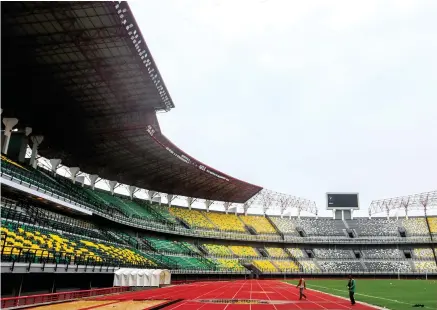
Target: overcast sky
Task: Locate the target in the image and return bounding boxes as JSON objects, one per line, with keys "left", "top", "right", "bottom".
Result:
{"left": 129, "top": 0, "right": 437, "bottom": 216}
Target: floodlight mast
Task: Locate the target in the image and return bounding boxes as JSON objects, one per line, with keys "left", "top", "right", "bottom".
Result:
{"left": 369, "top": 190, "right": 437, "bottom": 218}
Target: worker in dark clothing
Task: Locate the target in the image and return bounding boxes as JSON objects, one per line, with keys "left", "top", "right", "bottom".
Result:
{"left": 347, "top": 275, "right": 356, "bottom": 305}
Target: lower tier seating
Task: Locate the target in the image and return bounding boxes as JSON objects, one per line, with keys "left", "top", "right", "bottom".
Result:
{"left": 365, "top": 261, "right": 411, "bottom": 272}
{"left": 253, "top": 260, "right": 278, "bottom": 272}
{"left": 273, "top": 260, "right": 299, "bottom": 271}
{"left": 319, "top": 261, "right": 363, "bottom": 272}
{"left": 414, "top": 261, "right": 437, "bottom": 271}
{"left": 229, "top": 246, "right": 259, "bottom": 257}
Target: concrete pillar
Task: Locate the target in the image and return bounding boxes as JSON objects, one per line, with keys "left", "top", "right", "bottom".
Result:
{"left": 148, "top": 190, "right": 156, "bottom": 203}
{"left": 76, "top": 176, "right": 85, "bottom": 187}
{"left": 89, "top": 175, "right": 98, "bottom": 190}
{"left": 187, "top": 197, "right": 193, "bottom": 210}
{"left": 109, "top": 181, "right": 117, "bottom": 195}
{"left": 49, "top": 159, "right": 61, "bottom": 176}
{"left": 69, "top": 167, "right": 80, "bottom": 183}
{"left": 167, "top": 194, "right": 173, "bottom": 207}
{"left": 205, "top": 200, "right": 212, "bottom": 212}
{"left": 2, "top": 118, "right": 19, "bottom": 154}
{"left": 128, "top": 185, "right": 136, "bottom": 200}
{"left": 224, "top": 202, "right": 230, "bottom": 214}
{"left": 29, "top": 135, "right": 44, "bottom": 168}
{"left": 18, "top": 127, "right": 32, "bottom": 163}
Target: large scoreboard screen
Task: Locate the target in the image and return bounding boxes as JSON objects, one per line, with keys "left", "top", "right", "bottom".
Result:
{"left": 326, "top": 193, "right": 359, "bottom": 209}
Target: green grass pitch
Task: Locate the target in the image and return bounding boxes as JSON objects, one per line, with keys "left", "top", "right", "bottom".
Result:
{"left": 286, "top": 279, "right": 437, "bottom": 310}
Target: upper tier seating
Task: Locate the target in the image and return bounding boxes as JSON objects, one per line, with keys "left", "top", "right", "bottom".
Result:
{"left": 240, "top": 215, "right": 277, "bottom": 234}
{"left": 415, "top": 261, "right": 437, "bottom": 272}
{"left": 295, "top": 218, "right": 345, "bottom": 236}
{"left": 352, "top": 218, "right": 399, "bottom": 236}
{"left": 204, "top": 244, "right": 231, "bottom": 256}
{"left": 413, "top": 248, "right": 435, "bottom": 258}
{"left": 266, "top": 247, "right": 289, "bottom": 258}
{"left": 362, "top": 249, "right": 402, "bottom": 259}
{"left": 229, "top": 246, "right": 259, "bottom": 257}
{"left": 288, "top": 248, "right": 305, "bottom": 258}
{"left": 273, "top": 260, "right": 299, "bottom": 272}
{"left": 206, "top": 212, "right": 246, "bottom": 232}
{"left": 314, "top": 249, "right": 353, "bottom": 259}
{"left": 215, "top": 258, "right": 246, "bottom": 271}
{"left": 365, "top": 261, "right": 411, "bottom": 272}
{"left": 270, "top": 217, "right": 299, "bottom": 235}
{"left": 319, "top": 261, "right": 363, "bottom": 272}
{"left": 300, "top": 261, "right": 319, "bottom": 272}
{"left": 87, "top": 189, "right": 154, "bottom": 220}
{"left": 427, "top": 217, "right": 437, "bottom": 234}
{"left": 253, "top": 260, "right": 278, "bottom": 272}
{"left": 169, "top": 207, "right": 216, "bottom": 230}
{"left": 402, "top": 218, "right": 429, "bottom": 235}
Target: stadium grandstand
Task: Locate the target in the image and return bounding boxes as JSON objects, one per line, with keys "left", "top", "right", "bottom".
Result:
{"left": 1, "top": 1, "right": 437, "bottom": 309}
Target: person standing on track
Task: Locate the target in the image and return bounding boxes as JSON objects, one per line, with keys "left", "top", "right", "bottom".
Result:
{"left": 296, "top": 276, "right": 307, "bottom": 300}
{"left": 347, "top": 274, "right": 356, "bottom": 305}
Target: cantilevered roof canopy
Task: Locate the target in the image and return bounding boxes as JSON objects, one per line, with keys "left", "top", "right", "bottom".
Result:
{"left": 1, "top": 1, "right": 262, "bottom": 203}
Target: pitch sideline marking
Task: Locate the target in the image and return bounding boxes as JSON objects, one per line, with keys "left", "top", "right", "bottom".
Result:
{"left": 308, "top": 284, "right": 434, "bottom": 310}
{"left": 283, "top": 282, "right": 383, "bottom": 310}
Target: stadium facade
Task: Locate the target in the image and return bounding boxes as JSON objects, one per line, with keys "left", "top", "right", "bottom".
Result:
{"left": 1, "top": 1, "right": 437, "bottom": 306}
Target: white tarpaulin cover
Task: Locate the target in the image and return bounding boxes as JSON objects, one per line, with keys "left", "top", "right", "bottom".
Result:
{"left": 113, "top": 268, "right": 171, "bottom": 287}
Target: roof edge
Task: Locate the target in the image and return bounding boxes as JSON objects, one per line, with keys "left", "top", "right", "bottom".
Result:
{"left": 113, "top": 1, "right": 175, "bottom": 111}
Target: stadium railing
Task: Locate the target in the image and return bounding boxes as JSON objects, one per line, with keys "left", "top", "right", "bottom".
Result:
{"left": 1, "top": 164, "right": 434, "bottom": 245}
{"left": 0, "top": 286, "right": 130, "bottom": 309}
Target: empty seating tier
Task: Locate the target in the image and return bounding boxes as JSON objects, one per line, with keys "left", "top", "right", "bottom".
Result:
{"left": 266, "top": 247, "right": 288, "bottom": 258}
{"left": 273, "top": 260, "right": 299, "bottom": 271}
{"left": 169, "top": 207, "right": 216, "bottom": 229}
{"left": 402, "top": 218, "right": 429, "bottom": 235}
{"left": 204, "top": 244, "right": 231, "bottom": 256}
{"left": 240, "top": 215, "right": 277, "bottom": 234}
{"left": 206, "top": 212, "right": 246, "bottom": 232}
{"left": 253, "top": 260, "right": 278, "bottom": 272}
{"left": 229, "top": 246, "right": 259, "bottom": 257}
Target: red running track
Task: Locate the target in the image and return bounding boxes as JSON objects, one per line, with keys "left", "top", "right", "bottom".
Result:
{"left": 96, "top": 280, "right": 379, "bottom": 310}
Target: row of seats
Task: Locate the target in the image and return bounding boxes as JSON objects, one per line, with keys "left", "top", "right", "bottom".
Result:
{"left": 3, "top": 156, "right": 437, "bottom": 238}
{"left": 1, "top": 222, "right": 154, "bottom": 266}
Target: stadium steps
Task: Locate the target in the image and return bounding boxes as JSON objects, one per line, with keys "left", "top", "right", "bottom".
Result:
{"left": 359, "top": 260, "right": 368, "bottom": 271}
{"left": 266, "top": 216, "right": 285, "bottom": 240}
{"left": 408, "top": 260, "right": 417, "bottom": 272}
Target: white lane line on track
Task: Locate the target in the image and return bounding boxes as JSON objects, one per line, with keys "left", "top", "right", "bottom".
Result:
{"left": 304, "top": 284, "right": 386, "bottom": 310}
{"left": 283, "top": 281, "right": 370, "bottom": 310}
{"left": 223, "top": 280, "right": 246, "bottom": 310}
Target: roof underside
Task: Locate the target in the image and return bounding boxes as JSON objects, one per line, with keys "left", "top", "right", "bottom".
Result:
{"left": 1, "top": 1, "right": 263, "bottom": 203}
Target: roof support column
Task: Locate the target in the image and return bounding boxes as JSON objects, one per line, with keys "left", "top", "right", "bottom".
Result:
{"left": 49, "top": 159, "right": 61, "bottom": 176}
{"left": 224, "top": 202, "right": 231, "bottom": 214}
{"left": 109, "top": 181, "right": 117, "bottom": 195}
{"left": 205, "top": 200, "right": 213, "bottom": 212}
{"left": 76, "top": 176, "right": 85, "bottom": 187}
{"left": 29, "top": 135, "right": 44, "bottom": 168}
{"left": 167, "top": 194, "right": 177, "bottom": 207}
{"left": 128, "top": 186, "right": 136, "bottom": 200}
{"left": 148, "top": 190, "right": 156, "bottom": 204}
{"left": 2, "top": 118, "right": 19, "bottom": 154}
{"left": 69, "top": 167, "right": 80, "bottom": 184}
{"left": 243, "top": 203, "right": 250, "bottom": 216}
{"left": 187, "top": 197, "right": 193, "bottom": 210}
{"left": 18, "top": 127, "right": 32, "bottom": 163}
{"left": 89, "top": 175, "right": 98, "bottom": 190}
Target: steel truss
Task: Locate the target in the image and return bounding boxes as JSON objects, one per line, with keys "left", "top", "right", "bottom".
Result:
{"left": 242, "top": 189, "right": 317, "bottom": 217}
{"left": 369, "top": 190, "right": 437, "bottom": 217}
